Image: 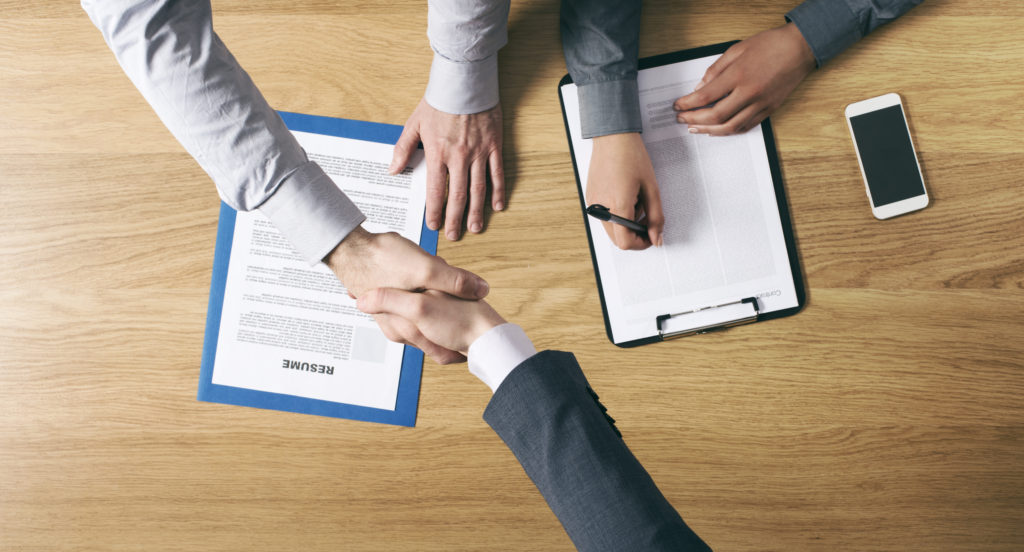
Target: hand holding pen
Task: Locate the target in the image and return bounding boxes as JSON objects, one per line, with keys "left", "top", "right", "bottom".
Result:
{"left": 586, "top": 204, "right": 648, "bottom": 233}
{"left": 585, "top": 202, "right": 666, "bottom": 249}
{"left": 585, "top": 133, "right": 665, "bottom": 250}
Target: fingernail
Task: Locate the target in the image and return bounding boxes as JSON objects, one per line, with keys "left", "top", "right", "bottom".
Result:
{"left": 695, "top": 79, "right": 706, "bottom": 90}
{"left": 447, "top": 231, "right": 459, "bottom": 241}
{"left": 470, "top": 222, "right": 482, "bottom": 233}
{"left": 677, "top": 114, "right": 686, "bottom": 123}
{"left": 476, "top": 279, "right": 489, "bottom": 298}
{"left": 688, "top": 128, "right": 698, "bottom": 134}
{"left": 494, "top": 201, "right": 504, "bottom": 211}
{"left": 673, "top": 104, "right": 682, "bottom": 111}
{"left": 428, "top": 220, "right": 439, "bottom": 230}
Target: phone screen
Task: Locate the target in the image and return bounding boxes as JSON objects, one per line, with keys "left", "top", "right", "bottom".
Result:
{"left": 849, "top": 105, "right": 925, "bottom": 207}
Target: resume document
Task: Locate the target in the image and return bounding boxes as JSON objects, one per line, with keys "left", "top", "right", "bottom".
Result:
{"left": 210, "top": 132, "right": 426, "bottom": 411}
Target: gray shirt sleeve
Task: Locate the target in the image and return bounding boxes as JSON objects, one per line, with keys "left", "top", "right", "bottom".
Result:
{"left": 787, "top": 0, "right": 924, "bottom": 67}
{"left": 561, "top": 0, "right": 643, "bottom": 139}
{"left": 81, "top": 0, "right": 365, "bottom": 265}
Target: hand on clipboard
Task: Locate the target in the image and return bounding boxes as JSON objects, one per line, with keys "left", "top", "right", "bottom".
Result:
{"left": 585, "top": 132, "right": 664, "bottom": 249}
{"left": 559, "top": 41, "right": 807, "bottom": 346}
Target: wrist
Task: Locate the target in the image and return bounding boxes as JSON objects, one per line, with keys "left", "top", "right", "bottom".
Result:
{"left": 468, "top": 311, "right": 507, "bottom": 351}
{"left": 783, "top": 21, "right": 816, "bottom": 71}
{"left": 467, "top": 323, "right": 537, "bottom": 393}
{"left": 593, "top": 131, "right": 641, "bottom": 148}
{"left": 323, "top": 225, "right": 372, "bottom": 278}
{"left": 592, "top": 133, "right": 644, "bottom": 159}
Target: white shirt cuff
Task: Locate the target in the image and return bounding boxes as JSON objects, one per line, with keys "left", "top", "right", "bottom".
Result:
{"left": 257, "top": 161, "right": 366, "bottom": 265}
{"left": 423, "top": 52, "right": 500, "bottom": 115}
{"left": 467, "top": 323, "right": 536, "bottom": 393}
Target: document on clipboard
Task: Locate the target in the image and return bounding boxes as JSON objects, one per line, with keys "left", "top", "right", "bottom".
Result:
{"left": 558, "top": 42, "right": 806, "bottom": 347}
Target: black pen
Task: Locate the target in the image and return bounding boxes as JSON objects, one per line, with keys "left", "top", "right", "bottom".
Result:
{"left": 586, "top": 204, "right": 648, "bottom": 234}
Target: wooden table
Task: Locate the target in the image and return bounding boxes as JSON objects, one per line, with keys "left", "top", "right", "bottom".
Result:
{"left": 2, "top": 1, "right": 1022, "bottom": 550}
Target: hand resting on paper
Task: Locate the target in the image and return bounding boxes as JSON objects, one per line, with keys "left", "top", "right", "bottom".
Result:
{"left": 586, "top": 132, "right": 665, "bottom": 250}
{"left": 356, "top": 288, "right": 507, "bottom": 356}
{"left": 326, "top": 227, "right": 490, "bottom": 364}
{"left": 389, "top": 98, "right": 505, "bottom": 242}
{"left": 674, "top": 23, "right": 816, "bottom": 136}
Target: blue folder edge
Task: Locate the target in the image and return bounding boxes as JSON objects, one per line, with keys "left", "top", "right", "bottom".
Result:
{"left": 197, "top": 111, "right": 435, "bottom": 427}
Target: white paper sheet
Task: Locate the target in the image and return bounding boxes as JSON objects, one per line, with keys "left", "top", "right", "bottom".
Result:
{"left": 210, "top": 133, "right": 425, "bottom": 411}
{"left": 562, "top": 53, "right": 799, "bottom": 344}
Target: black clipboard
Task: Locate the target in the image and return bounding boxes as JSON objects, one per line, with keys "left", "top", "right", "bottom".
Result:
{"left": 558, "top": 41, "right": 806, "bottom": 347}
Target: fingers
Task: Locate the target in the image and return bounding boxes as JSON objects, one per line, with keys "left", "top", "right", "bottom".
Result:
{"left": 695, "top": 44, "right": 739, "bottom": 91}
{"left": 467, "top": 159, "right": 487, "bottom": 234}
{"left": 374, "top": 313, "right": 464, "bottom": 365}
{"left": 675, "top": 43, "right": 743, "bottom": 110}
{"left": 424, "top": 156, "right": 447, "bottom": 231}
{"left": 676, "top": 26, "right": 817, "bottom": 137}
{"left": 358, "top": 287, "right": 411, "bottom": 316}
{"left": 603, "top": 220, "right": 650, "bottom": 251}
{"left": 735, "top": 107, "right": 772, "bottom": 134}
{"left": 444, "top": 159, "right": 469, "bottom": 241}
{"left": 423, "top": 257, "right": 489, "bottom": 299}
{"left": 687, "top": 103, "right": 765, "bottom": 136}
{"left": 389, "top": 123, "right": 420, "bottom": 175}
{"left": 673, "top": 65, "right": 734, "bottom": 112}
{"left": 412, "top": 101, "right": 503, "bottom": 238}
{"left": 489, "top": 149, "right": 505, "bottom": 211}
{"left": 676, "top": 79, "right": 747, "bottom": 128}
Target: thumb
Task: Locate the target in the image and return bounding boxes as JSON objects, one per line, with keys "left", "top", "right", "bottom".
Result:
{"left": 389, "top": 123, "right": 420, "bottom": 175}
{"left": 356, "top": 287, "right": 409, "bottom": 316}
{"left": 423, "top": 258, "right": 489, "bottom": 300}
{"left": 699, "top": 43, "right": 741, "bottom": 89}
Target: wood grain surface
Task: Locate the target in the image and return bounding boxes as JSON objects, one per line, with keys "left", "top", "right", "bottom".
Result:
{"left": 2, "top": 1, "right": 1022, "bottom": 550}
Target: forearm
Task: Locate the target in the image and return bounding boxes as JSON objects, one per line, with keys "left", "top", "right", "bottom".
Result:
{"left": 787, "top": 0, "right": 924, "bottom": 66}
{"left": 484, "top": 352, "right": 712, "bottom": 551}
{"left": 560, "top": 0, "right": 642, "bottom": 138}
{"left": 82, "top": 0, "right": 364, "bottom": 264}
{"left": 425, "top": 0, "right": 510, "bottom": 114}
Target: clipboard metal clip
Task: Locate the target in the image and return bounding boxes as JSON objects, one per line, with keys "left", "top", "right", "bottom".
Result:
{"left": 656, "top": 297, "right": 760, "bottom": 340}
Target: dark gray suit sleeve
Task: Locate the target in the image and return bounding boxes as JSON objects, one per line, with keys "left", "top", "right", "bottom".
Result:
{"left": 483, "top": 351, "right": 711, "bottom": 552}
{"left": 786, "top": 0, "right": 924, "bottom": 66}
{"left": 560, "top": 0, "right": 642, "bottom": 138}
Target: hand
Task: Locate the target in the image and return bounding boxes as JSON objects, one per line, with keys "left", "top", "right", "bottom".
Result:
{"left": 586, "top": 132, "right": 664, "bottom": 250}
{"left": 673, "top": 22, "right": 816, "bottom": 135}
{"left": 389, "top": 98, "right": 505, "bottom": 242}
{"left": 326, "top": 227, "right": 490, "bottom": 364}
{"left": 356, "top": 289, "right": 507, "bottom": 356}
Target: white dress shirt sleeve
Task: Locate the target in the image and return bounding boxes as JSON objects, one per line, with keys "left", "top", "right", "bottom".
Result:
{"left": 424, "top": 0, "right": 510, "bottom": 114}
{"left": 467, "top": 323, "right": 537, "bottom": 393}
{"left": 81, "top": 0, "right": 365, "bottom": 265}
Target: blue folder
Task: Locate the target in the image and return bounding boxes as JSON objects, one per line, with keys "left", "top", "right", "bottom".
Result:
{"left": 197, "top": 112, "right": 435, "bottom": 427}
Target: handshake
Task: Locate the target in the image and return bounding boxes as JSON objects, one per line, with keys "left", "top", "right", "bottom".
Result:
{"left": 326, "top": 226, "right": 505, "bottom": 364}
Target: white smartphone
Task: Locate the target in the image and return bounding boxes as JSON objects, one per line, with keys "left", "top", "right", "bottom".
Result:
{"left": 845, "top": 93, "right": 928, "bottom": 219}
